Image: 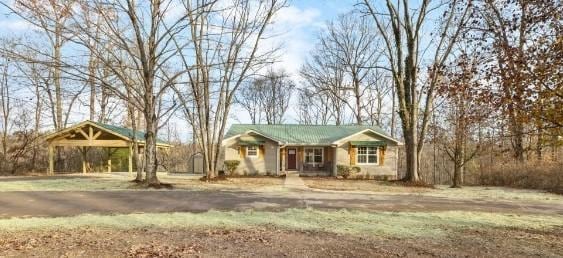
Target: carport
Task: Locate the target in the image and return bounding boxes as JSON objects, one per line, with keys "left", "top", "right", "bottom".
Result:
{"left": 43, "top": 120, "right": 172, "bottom": 175}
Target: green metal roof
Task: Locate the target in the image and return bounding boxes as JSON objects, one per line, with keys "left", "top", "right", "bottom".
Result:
{"left": 91, "top": 121, "right": 169, "bottom": 145}
{"left": 225, "top": 124, "right": 397, "bottom": 145}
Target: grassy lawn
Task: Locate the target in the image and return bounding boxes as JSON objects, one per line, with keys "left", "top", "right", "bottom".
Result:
{"left": 302, "top": 177, "right": 563, "bottom": 203}
{"left": 2, "top": 208, "right": 561, "bottom": 238}
{"left": 0, "top": 174, "right": 284, "bottom": 192}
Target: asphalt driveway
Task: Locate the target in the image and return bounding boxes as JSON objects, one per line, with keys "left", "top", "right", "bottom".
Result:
{"left": 1, "top": 189, "right": 562, "bottom": 218}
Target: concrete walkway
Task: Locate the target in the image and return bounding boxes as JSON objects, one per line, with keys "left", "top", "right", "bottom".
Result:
{"left": 283, "top": 172, "right": 307, "bottom": 189}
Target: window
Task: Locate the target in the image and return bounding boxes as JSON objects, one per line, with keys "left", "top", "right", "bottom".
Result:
{"left": 357, "top": 146, "right": 378, "bottom": 164}
{"left": 304, "top": 147, "right": 323, "bottom": 165}
{"left": 246, "top": 145, "right": 258, "bottom": 158}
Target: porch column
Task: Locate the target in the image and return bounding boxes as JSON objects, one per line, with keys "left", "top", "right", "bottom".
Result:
{"left": 280, "top": 147, "right": 286, "bottom": 173}
{"left": 276, "top": 146, "right": 280, "bottom": 176}
{"left": 332, "top": 145, "right": 338, "bottom": 176}
{"left": 298, "top": 147, "right": 303, "bottom": 172}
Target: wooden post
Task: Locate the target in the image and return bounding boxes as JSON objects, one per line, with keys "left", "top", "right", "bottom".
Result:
{"left": 48, "top": 143, "right": 54, "bottom": 175}
{"left": 275, "top": 146, "right": 280, "bottom": 175}
{"left": 107, "top": 148, "right": 112, "bottom": 173}
{"left": 333, "top": 145, "right": 338, "bottom": 177}
{"left": 81, "top": 147, "right": 87, "bottom": 174}
{"left": 280, "top": 147, "right": 286, "bottom": 173}
{"left": 128, "top": 144, "right": 133, "bottom": 176}
{"left": 298, "top": 147, "right": 303, "bottom": 172}
{"left": 88, "top": 126, "right": 93, "bottom": 145}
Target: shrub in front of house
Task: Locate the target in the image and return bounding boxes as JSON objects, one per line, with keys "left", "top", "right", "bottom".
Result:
{"left": 337, "top": 165, "right": 362, "bottom": 179}
{"left": 224, "top": 160, "right": 240, "bottom": 176}
{"left": 337, "top": 164, "right": 351, "bottom": 179}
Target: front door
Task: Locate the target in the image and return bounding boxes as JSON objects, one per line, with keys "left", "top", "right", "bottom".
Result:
{"left": 287, "top": 148, "right": 297, "bottom": 170}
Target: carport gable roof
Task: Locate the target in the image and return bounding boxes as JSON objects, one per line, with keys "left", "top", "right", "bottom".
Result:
{"left": 224, "top": 124, "right": 400, "bottom": 145}
{"left": 44, "top": 120, "right": 171, "bottom": 146}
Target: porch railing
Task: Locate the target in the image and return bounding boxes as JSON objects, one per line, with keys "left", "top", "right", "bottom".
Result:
{"left": 302, "top": 161, "right": 332, "bottom": 172}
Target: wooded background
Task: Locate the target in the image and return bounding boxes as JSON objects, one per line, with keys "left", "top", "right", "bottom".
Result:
{"left": 0, "top": 0, "right": 560, "bottom": 188}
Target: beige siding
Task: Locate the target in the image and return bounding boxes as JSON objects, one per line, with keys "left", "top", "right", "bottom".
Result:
{"left": 222, "top": 134, "right": 278, "bottom": 175}
{"left": 335, "top": 131, "right": 399, "bottom": 179}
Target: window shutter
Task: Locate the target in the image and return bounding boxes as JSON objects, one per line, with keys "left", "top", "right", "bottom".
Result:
{"left": 349, "top": 143, "right": 356, "bottom": 165}
{"left": 259, "top": 145, "right": 265, "bottom": 159}
{"left": 379, "top": 147, "right": 385, "bottom": 165}
{"left": 240, "top": 146, "right": 246, "bottom": 158}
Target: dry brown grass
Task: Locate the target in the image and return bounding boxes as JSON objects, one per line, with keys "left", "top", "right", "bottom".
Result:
{"left": 478, "top": 161, "right": 563, "bottom": 193}
{"left": 301, "top": 178, "right": 432, "bottom": 193}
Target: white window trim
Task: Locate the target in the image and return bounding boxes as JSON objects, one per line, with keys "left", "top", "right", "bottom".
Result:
{"left": 356, "top": 146, "right": 379, "bottom": 165}
{"left": 304, "top": 147, "right": 324, "bottom": 165}
{"left": 246, "top": 145, "right": 258, "bottom": 158}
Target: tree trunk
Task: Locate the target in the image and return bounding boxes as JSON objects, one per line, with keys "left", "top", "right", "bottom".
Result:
{"left": 391, "top": 87, "right": 396, "bottom": 138}
{"left": 511, "top": 120, "right": 525, "bottom": 162}
{"left": 88, "top": 55, "right": 96, "bottom": 121}
{"left": 54, "top": 35, "right": 63, "bottom": 130}
{"left": 144, "top": 108, "right": 159, "bottom": 186}
{"left": 536, "top": 124, "right": 543, "bottom": 160}
{"left": 403, "top": 128, "right": 419, "bottom": 181}
{"left": 451, "top": 164, "right": 463, "bottom": 188}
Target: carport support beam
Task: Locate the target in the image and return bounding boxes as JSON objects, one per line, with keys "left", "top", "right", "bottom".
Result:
{"left": 107, "top": 150, "right": 112, "bottom": 173}
{"left": 81, "top": 147, "right": 87, "bottom": 174}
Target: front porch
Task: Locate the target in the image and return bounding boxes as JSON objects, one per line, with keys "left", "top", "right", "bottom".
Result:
{"left": 279, "top": 146, "right": 336, "bottom": 176}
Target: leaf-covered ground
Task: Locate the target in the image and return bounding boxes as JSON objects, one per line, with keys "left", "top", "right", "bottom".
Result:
{"left": 1, "top": 224, "right": 562, "bottom": 257}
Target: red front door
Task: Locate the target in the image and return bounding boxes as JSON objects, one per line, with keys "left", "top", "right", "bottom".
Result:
{"left": 287, "top": 148, "right": 297, "bottom": 170}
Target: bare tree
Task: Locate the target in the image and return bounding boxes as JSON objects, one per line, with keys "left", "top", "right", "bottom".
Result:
{"left": 36, "top": 0, "right": 192, "bottom": 186}
{"left": 362, "top": 0, "right": 471, "bottom": 182}
{"left": 175, "top": 0, "right": 286, "bottom": 179}
{"left": 236, "top": 81, "right": 263, "bottom": 124}
{"left": 302, "top": 12, "right": 382, "bottom": 125}
{"left": 0, "top": 45, "right": 13, "bottom": 158}
{"left": 363, "top": 72, "right": 392, "bottom": 126}
{"left": 295, "top": 88, "right": 334, "bottom": 125}
{"left": 258, "top": 69, "right": 295, "bottom": 124}
{"left": 4, "top": 0, "right": 78, "bottom": 130}
{"left": 237, "top": 69, "right": 294, "bottom": 124}
{"left": 300, "top": 40, "right": 348, "bottom": 125}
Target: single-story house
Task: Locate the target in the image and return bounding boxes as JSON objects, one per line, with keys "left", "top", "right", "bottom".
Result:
{"left": 221, "top": 124, "right": 402, "bottom": 179}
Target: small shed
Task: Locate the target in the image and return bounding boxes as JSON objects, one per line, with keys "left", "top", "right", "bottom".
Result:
{"left": 43, "top": 120, "right": 172, "bottom": 175}
{"left": 187, "top": 153, "right": 205, "bottom": 174}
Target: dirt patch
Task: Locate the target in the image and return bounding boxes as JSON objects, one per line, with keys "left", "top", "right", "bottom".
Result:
{"left": 0, "top": 226, "right": 561, "bottom": 257}
{"left": 302, "top": 178, "right": 432, "bottom": 193}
